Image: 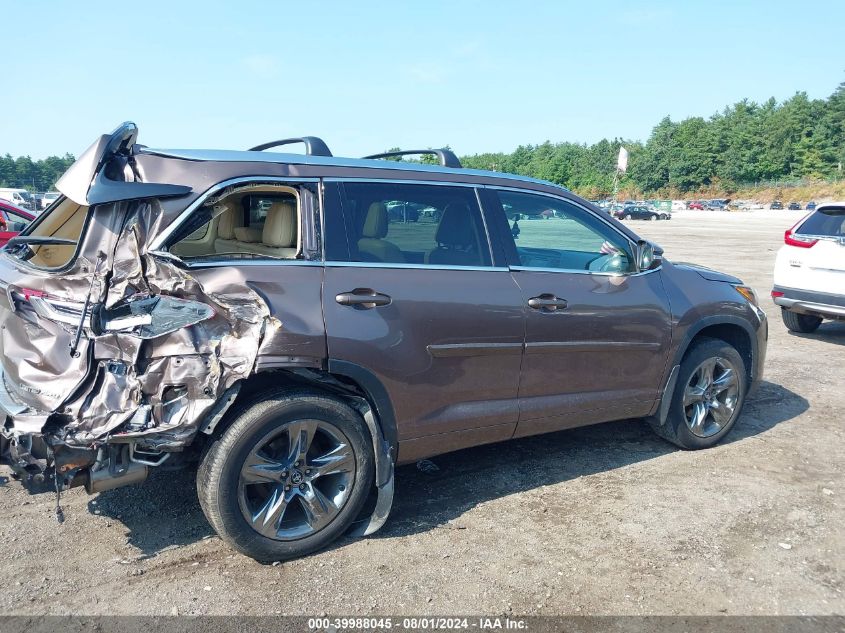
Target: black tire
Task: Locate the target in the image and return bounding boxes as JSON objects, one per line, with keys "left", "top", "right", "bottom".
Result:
{"left": 781, "top": 308, "right": 822, "bottom": 334}
{"left": 624, "top": 214, "right": 632, "bottom": 220}
{"left": 197, "top": 388, "right": 374, "bottom": 562}
{"left": 649, "top": 337, "right": 747, "bottom": 450}
{"left": 649, "top": 214, "right": 658, "bottom": 221}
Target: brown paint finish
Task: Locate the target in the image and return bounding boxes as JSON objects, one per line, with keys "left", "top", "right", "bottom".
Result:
{"left": 188, "top": 264, "right": 327, "bottom": 369}
{"left": 512, "top": 269, "right": 673, "bottom": 428}
{"left": 322, "top": 266, "right": 525, "bottom": 440}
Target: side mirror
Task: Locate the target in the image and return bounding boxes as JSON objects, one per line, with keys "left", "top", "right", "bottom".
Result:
{"left": 636, "top": 240, "right": 663, "bottom": 272}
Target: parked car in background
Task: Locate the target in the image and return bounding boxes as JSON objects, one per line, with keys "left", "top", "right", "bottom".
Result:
{"left": 688, "top": 201, "right": 704, "bottom": 210}
{"left": 787, "top": 202, "right": 801, "bottom": 210}
{"left": 41, "top": 191, "right": 61, "bottom": 210}
{"left": 706, "top": 199, "right": 730, "bottom": 211}
{"left": 671, "top": 200, "right": 687, "bottom": 211}
{"left": 0, "top": 200, "right": 35, "bottom": 247}
{"left": 806, "top": 201, "right": 817, "bottom": 211}
{"left": 386, "top": 201, "right": 422, "bottom": 223}
{"left": 0, "top": 188, "right": 34, "bottom": 211}
{"left": 773, "top": 203, "right": 845, "bottom": 333}
{"left": 770, "top": 200, "right": 784, "bottom": 210}
{"left": 0, "top": 122, "right": 767, "bottom": 563}
{"left": 614, "top": 205, "right": 670, "bottom": 221}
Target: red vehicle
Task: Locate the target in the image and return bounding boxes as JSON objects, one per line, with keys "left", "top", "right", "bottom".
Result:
{"left": 0, "top": 200, "right": 35, "bottom": 247}
{"left": 688, "top": 201, "right": 705, "bottom": 210}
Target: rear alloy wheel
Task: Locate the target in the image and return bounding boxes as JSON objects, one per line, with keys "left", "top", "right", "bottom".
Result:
{"left": 198, "top": 389, "right": 374, "bottom": 562}
{"left": 625, "top": 214, "right": 633, "bottom": 220}
{"left": 649, "top": 337, "right": 747, "bottom": 449}
{"left": 649, "top": 214, "right": 658, "bottom": 221}
{"left": 781, "top": 308, "right": 822, "bottom": 334}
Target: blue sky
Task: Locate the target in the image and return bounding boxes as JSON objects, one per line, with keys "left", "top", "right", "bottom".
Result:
{"left": 3, "top": 0, "right": 843, "bottom": 159}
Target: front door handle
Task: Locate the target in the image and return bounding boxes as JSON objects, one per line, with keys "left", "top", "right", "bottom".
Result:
{"left": 527, "top": 294, "right": 568, "bottom": 312}
{"left": 336, "top": 288, "right": 392, "bottom": 309}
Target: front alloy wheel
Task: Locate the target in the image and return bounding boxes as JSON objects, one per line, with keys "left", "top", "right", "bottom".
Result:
{"left": 682, "top": 357, "right": 739, "bottom": 438}
{"left": 648, "top": 337, "right": 747, "bottom": 449}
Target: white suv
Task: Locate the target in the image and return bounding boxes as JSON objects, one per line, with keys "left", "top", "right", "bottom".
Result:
{"left": 773, "top": 203, "right": 845, "bottom": 333}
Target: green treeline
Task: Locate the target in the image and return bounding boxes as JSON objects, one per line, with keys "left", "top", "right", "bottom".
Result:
{"left": 460, "top": 82, "right": 845, "bottom": 198}
{"left": 2, "top": 82, "right": 843, "bottom": 196}
{"left": 0, "top": 153, "right": 75, "bottom": 192}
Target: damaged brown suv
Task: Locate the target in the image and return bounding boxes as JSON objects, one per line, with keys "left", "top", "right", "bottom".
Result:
{"left": 0, "top": 123, "right": 767, "bottom": 562}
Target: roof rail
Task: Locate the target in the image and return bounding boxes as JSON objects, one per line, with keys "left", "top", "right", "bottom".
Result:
{"left": 248, "top": 137, "right": 333, "bottom": 156}
{"left": 363, "top": 149, "right": 462, "bottom": 168}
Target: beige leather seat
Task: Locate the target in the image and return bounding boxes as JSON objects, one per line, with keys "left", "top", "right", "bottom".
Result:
{"left": 427, "top": 203, "right": 481, "bottom": 266}
{"left": 236, "top": 200, "right": 298, "bottom": 258}
{"left": 214, "top": 202, "right": 243, "bottom": 254}
{"left": 357, "top": 202, "right": 404, "bottom": 263}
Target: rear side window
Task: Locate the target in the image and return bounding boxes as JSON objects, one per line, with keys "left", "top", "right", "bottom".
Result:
{"left": 798, "top": 208, "right": 845, "bottom": 237}
{"left": 10, "top": 197, "right": 89, "bottom": 269}
{"left": 167, "top": 187, "right": 301, "bottom": 262}
{"left": 334, "top": 182, "right": 492, "bottom": 267}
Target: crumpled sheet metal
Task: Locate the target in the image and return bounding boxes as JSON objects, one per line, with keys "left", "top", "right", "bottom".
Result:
{"left": 60, "top": 199, "right": 278, "bottom": 446}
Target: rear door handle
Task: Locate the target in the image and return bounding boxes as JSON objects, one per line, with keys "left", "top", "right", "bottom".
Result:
{"left": 335, "top": 289, "right": 392, "bottom": 309}
{"left": 527, "top": 294, "right": 568, "bottom": 312}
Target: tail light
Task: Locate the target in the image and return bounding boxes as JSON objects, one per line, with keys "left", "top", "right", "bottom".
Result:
{"left": 771, "top": 290, "right": 784, "bottom": 298}
{"left": 784, "top": 228, "right": 817, "bottom": 248}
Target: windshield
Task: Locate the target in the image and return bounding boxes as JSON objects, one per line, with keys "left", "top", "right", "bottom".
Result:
{"left": 798, "top": 207, "right": 845, "bottom": 237}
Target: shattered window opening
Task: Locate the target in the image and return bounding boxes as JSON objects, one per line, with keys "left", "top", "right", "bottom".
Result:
{"left": 167, "top": 184, "right": 302, "bottom": 262}
{"left": 7, "top": 197, "right": 91, "bottom": 270}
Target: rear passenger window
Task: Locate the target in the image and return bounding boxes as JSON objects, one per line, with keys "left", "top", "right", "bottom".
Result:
{"left": 336, "top": 182, "right": 491, "bottom": 267}
{"left": 167, "top": 187, "right": 301, "bottom": 262}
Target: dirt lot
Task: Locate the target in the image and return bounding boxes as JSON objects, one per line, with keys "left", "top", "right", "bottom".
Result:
{"left": 0, "top": 210, "right": 842, "bottom": 617}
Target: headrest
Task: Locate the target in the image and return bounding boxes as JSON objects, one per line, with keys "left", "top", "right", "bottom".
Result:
{"left": 215, "top": 202, "right": 240, "bottom": 240}
{"left": 234, "top": 226, "right": 262, "bottom": 243}
{"left": 435, "top": 203, "right": 475, "bottom": 247}
{"left": 362, "top": 202, "right": 388, "bottom": 238}
{"left": 263, "top": 201, "right": 297, "bottom": 247}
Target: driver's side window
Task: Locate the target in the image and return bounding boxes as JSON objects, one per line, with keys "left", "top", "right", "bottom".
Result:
{"left": 496, "top": 191, "right": 634, "bottom": 274}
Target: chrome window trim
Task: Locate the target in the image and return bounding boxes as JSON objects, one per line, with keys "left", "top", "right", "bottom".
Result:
{"left": 509, "top": 265, "right": 660, "bottom": 278}
{"left": 325, "top": 261, "right": 509, "bottom": 272}
{"left": 172, "top": 259, "right": 324, "bottom": 269}
{"left": 483, "top": 185, "right": 657, "bottom": 277}
{"left": 322, "top": 177, "right": 478, "bottom": 188}
{"left": 149, "top": 176, "right": 320, "bottom": 252}
{"left": 318, "top": 181, "right": 328, "bottom": 262}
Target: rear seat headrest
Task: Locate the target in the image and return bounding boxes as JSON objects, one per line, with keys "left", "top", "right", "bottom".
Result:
{"left": 263, "top": 201, "right": 297, "bottom": 248}
{"left": 215, "top": 202, "right": 240, "bottom": 240}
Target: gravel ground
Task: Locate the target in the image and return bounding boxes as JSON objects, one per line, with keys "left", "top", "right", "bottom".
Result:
{"left": 0, "top": 210, "right": 842, "bottom": 616}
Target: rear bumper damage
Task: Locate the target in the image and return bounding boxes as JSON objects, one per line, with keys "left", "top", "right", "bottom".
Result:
{"left": 0, "top": 199, "right": 279, "bottom": 496}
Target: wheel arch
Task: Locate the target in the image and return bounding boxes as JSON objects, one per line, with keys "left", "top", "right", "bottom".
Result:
{"left": 675, "top": 316, "right": 757, "bottom": 386}
{"left": 649, "top": 315, "right": 758, "bottom": 429}
{"left": 197, "top": 361, "right": 398, "bottom": 537}
{"left": 201, "top": 362, "right": 398, "bottom": 458}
